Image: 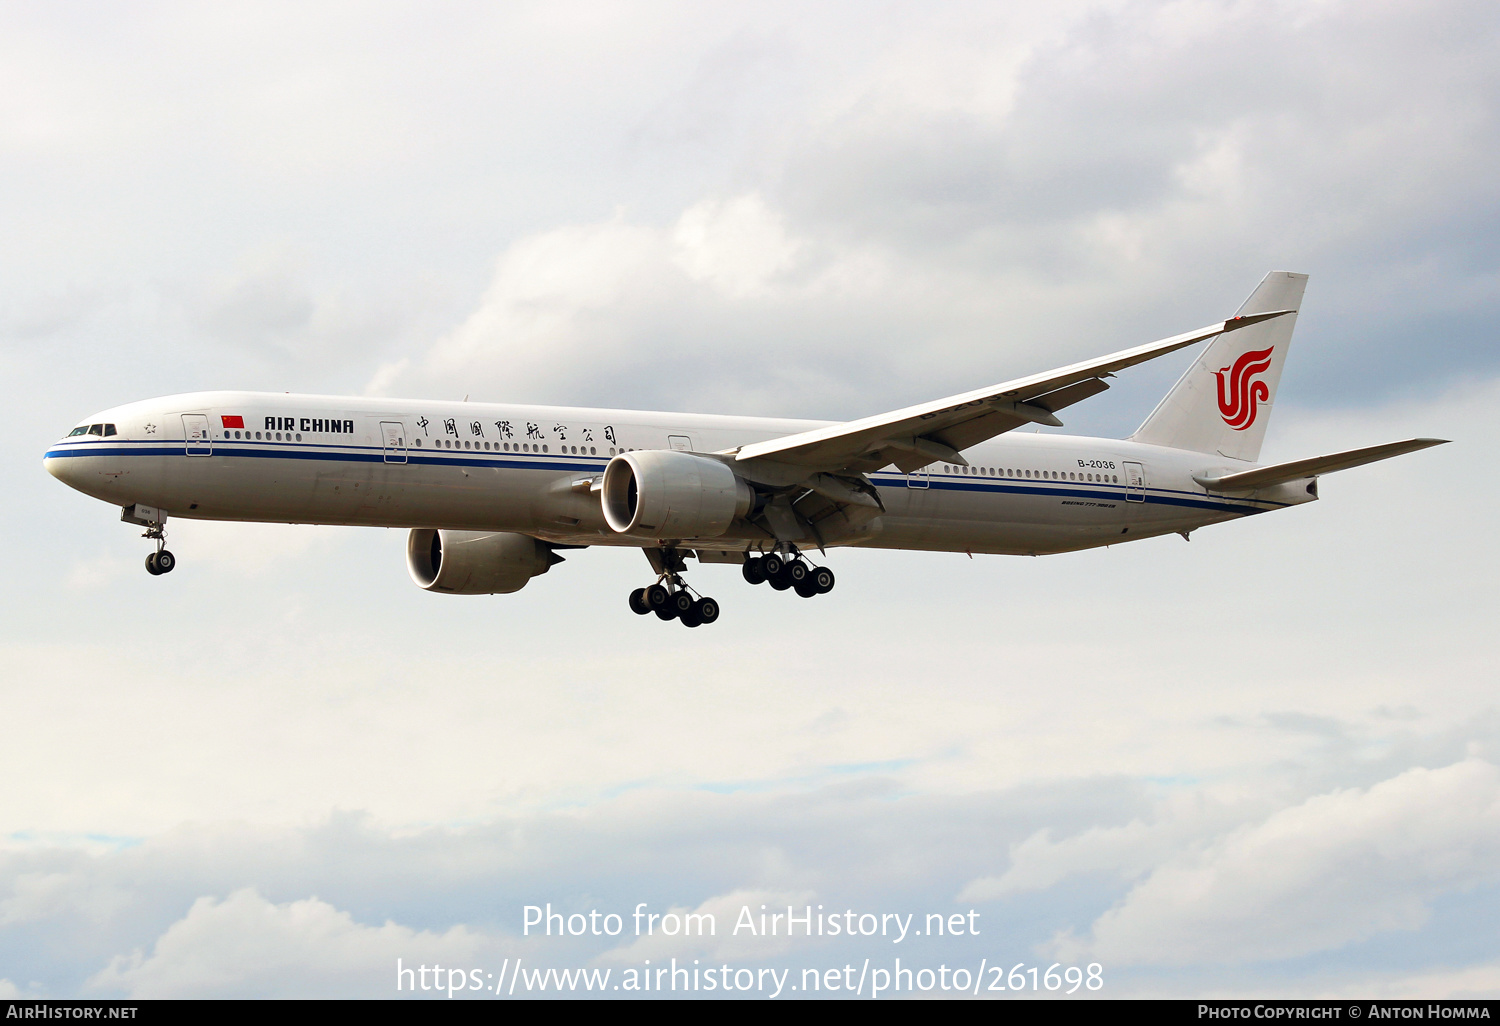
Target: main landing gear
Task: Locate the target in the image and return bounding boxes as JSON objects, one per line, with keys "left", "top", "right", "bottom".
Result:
{"left": 626, "top": 547, "right": 834, "bottom": 625}
{"left": 741, "top": 550, "right": 835, "bottom": 598}
{"left": 629, "top": 579, "right": 721, "bottom": 628}
{"left": 629, "top": 547, "right": 721, "bottom": 628}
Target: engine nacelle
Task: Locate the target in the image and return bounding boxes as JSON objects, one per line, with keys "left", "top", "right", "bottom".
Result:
{"left": 406, "top": 530, "right": 560, "bottom": 594}
{"left": 601, "top": 450, "right": 754, "bottom": 538}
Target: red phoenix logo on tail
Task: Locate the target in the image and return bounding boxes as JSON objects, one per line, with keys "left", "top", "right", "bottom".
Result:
{"left": 1215, "top": 346, "right": 1274, "bottom": 431}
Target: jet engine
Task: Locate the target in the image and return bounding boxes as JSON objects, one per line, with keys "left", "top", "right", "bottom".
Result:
{"left": 406, "top": 530, "right": 561, "bottom": 594}
{"left": 601, "top": 449, "right": 754, "bottom": 538}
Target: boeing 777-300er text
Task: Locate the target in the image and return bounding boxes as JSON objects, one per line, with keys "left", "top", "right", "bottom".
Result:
{"left": 45, "top": 271, "right": 1447, "bottom": 626}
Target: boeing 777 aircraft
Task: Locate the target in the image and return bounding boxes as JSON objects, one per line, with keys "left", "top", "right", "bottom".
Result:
{"left": 44, "top": 272, "right": 1445, "bottom": 626}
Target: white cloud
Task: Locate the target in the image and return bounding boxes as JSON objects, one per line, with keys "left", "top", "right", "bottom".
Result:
{"left": 960, "top": 819, "right": 1177, "bottom": 901}
{"left": 1, "top": 871, "right": 128, "bottom": 927}
{"left": 89, "top": 888, "right": 488, "bottom": 998}
{"left": 1316, "top": 960, "right": 1500, "bottom": 1000}
{"left": 1055, "top": 759, "right": 1500, "bottom": 966}
{"left": 374, "top": 193, "right": 893, "bottom": 413}
{"left": 597, "top": 888, "right": 817, "bottom": 964}
{"left": 671, "top": 194, "right": 804, "bottom": 298}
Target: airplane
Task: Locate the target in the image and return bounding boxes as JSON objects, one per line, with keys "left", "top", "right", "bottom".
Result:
{"left": 43, "top": 271, "right": 1446, "bottom": 627}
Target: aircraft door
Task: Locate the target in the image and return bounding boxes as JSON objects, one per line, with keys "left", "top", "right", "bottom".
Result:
{"left": 1124, "top": 461, "right": 1145, "bottom": 502}
{"left": 381, "top": 421, "right": 408, "bottom": 464}
{"left": 668, "top": 434, "right": 694, "bottom": 452}
{"left": 907, "top": 467, "right": 929, "bottom": 488}
{"left": 182, "top": 414, "right": 212, "bottom": 456}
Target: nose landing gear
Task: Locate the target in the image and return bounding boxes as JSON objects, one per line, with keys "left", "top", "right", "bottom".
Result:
{"left": 145, "top": 547, "right": 176, "bottom": 576}
{"left": 142, "top": 524, "right": 176, "bottom": 576}
{"left": 123, "top": 504, "right": 176, "bottom": 576}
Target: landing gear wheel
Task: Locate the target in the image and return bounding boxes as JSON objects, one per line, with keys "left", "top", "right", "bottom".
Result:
{"left": 794, "top": 579, "right": 819, "bottom": 598}
{"left": 646, "top": 584, "right": 671, "bottom": 611}
{"left": 155, "top": 550, "right": 176, "bottom": 574}
{"left": 692, "top": 597, "right": 719, "bottom": 624}
{"left": 680, "top": 610, "right": 703, "bottom": 628}
{"left": 785, "top": 560, "right": 808, "bottom": 586}
{"left": 761, "top": 553, "right": 785, "bottom": 578}
{"left": 654, "top": 605, "right": 678, "bottom": 621}
{"left": 810, "top": 567, "right": 835, "bottom": 594}
{"left": 629, "top": 588, "right": 651, "bottom": 615}
{"left": 145, "top": 552, "right": 161, "bottom": 576}
{"left": 767, "top": 566, "right": 792, "bottom": 591}
{"left": 670, "top": 591, "right": 695, "bottom": 618}
{"left": 742, "top": 557, "right": 766, "bottom": 585}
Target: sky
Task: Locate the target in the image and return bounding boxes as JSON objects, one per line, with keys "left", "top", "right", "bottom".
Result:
{"left": 2, "top": 0, "right": 1498, "bottom": 1000}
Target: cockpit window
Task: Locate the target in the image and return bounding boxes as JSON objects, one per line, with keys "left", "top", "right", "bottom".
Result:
{"left": 68, "top": 426, "right": 88, "bottom": 436}
{"left": 88, "top": 424, "right": 104, "bottom": 436}
{"left": 103, "top": 424, "right": 117, "bottom": 436}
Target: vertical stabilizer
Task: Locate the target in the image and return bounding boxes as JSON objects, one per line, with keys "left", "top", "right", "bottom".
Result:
{"left": 1131, "top": 271, "right": 1307, "bottom": 462}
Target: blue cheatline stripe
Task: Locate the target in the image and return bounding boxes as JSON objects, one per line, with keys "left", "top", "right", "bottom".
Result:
{"left": 43, "top": 440, "right": 610, "bottom": 475}
{"left": 883, "top": 471, "right": 1290, "bottom": 508}
{"left": 869, "top": 473, "right": 1279, "bottom": 515}
{"left": 45, "top": 441, "right": 1276, "bottom": 515}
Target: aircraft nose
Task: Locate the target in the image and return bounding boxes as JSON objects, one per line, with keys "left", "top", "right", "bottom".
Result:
{"left": 43, "top": 448, "right": 82, "bottom": 487}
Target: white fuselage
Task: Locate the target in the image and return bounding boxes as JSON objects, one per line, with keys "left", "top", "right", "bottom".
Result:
{"left": 43, "top": 391, "right": 1313, "bottom": 556}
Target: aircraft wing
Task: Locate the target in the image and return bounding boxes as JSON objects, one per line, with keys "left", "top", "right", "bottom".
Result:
{"left": 733, "top": 310, "right": 1295, "bottom": 474}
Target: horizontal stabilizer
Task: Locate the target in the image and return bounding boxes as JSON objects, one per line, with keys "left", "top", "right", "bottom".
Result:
{"left": 1194, "top": 438, "right": 1449, "bottom": 491}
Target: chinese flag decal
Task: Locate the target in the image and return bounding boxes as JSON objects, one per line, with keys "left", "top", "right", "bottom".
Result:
{"left": 221, "top": 415, "right": 245, "bottom": 428}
